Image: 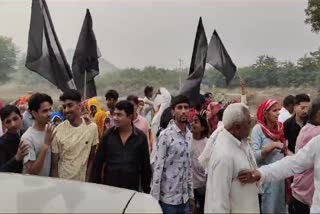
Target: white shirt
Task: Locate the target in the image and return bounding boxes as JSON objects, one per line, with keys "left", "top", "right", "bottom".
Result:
{"left": 259, "top": 135, "right": 320, "bottom": 213}
{"left": 278, "top": 107, "right": 291, "bottom": 123}
{"left": 205, "top": 129, "right": 259, "bottom": 213}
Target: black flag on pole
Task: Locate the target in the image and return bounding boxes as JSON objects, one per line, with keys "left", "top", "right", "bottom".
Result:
{"left": 206, "top": 30, "right": 236, "bottom": 85}
{"left": 72, "top": 9, "right": 100, "bottom": 99}
{"left": 180, "top": 17, "right": 208, "bottom": 107}
{"left": 26, "top": 0, "right": 75, "bottom": 92}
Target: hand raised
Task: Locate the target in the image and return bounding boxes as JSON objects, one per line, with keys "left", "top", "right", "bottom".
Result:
{"left": 44, "top": 123, "right": 56, "bottom": 146}
{"left": 15, "top": 141, "right": 29, "bottom": 161}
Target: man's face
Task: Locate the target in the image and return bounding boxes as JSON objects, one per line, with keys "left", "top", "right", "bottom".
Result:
{"left": 286, "top": 104, "right": 294, "bottom": 114}
{"left": 62, "top": 100, "right": 81, "bottom": 122}
{"left": 32, "top": 102, "right": 52, "bottom": 125}
{"left": 172, "top": 103, "right": 190, "bottom": 123}
{"left": 147, "top": 91, "right": 153, "bottom": 99}
{"left": 129, "top": 101, "right": 138, "bottom": 115}
{"left": 106, "top": 98, "right": 116, "bottom": 110}
{"left": 89, "top": 105, "right": 97, "bottom": 117}
{"left": 295, "top": 102, "right": 310, "bottom": 120}
{"left": 2, "top": 112, "right": 23, "bottom": 133}
{"left": 238, "top": 111, "right": 252, "bottom": 140}
{"left": 113, "top": 109, "right": 132, "bottom": 128}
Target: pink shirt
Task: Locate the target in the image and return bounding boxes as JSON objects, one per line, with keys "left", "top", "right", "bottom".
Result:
{"left": 133, "top": 115, "right": 150, "bottom": 137}
{"left": 292, "top": 123, "right": 320, "bottom": 206}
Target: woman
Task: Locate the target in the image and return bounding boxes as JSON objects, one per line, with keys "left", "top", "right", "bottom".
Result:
{"left": 87, "top": 98, "right": 102, "bottom": 119}
{"left": 206, "top": 102, "right": 221, "bottom": 134}
{"left": 251, "top": 99, "right": 287, "bottom": 213}
{"left": 190, "top": 113, "right": 209, "bottom": 214}
{"left": 94, "top": 111, "right": 109, "bottom": 140}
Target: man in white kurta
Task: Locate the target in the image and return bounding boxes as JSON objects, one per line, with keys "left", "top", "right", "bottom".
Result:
{"left": 239, "top": 134, "right": 320, "bottom": 213}
{"left": 200, "top": 103, "right": 260, "bottom": 213}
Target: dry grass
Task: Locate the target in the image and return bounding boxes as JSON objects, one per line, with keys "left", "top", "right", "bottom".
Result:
{"left": 1, "top": 83, "right": 318, "bottom": 113}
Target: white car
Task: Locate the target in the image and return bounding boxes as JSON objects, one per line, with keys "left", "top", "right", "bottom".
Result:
{"left": 0, "top": 173, "right": 162, "bottom": 213}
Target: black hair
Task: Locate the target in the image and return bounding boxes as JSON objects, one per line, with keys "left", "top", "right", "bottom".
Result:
{"left": 194, "top": 114, "right": 209, "bottom": 138}
{"left": 283, "top": 95, "right": 295, "bottom": 107}
{"left": 156, "top": 107, "right": 172, "bottom": 137}
{"left": 0, "top": 105, "right": 21, "bottom": 122}
{"left": 217, "top": 108, "right": 225, "bottom": 121}
{"left": 105, "top": 89, "right": 119, "bottom": 100}
{"left": 59, "top": 90, "right": 81, "bottom": 102}
{"left": 115, "top": 100, "right": 134, "bottom": 116}
{"left": 28, "top": 93, "right": 53, "bottom": 113}
{"left": 126, "top": 95, "right": 139, "bottom": 105}
{"left": 144, "top": 86, "right": 154, "bottom": 97}
{"left": 204, "top": 92, "right": 212, "bottom": 99}
{"left": 171, "top": 95, "right": 190, "bottom": 109}
{"left": 308, "top": 98, "right": 320, "bottom": 125}
{"left": 294, "top": 94, "right": 310, "bottom": 105}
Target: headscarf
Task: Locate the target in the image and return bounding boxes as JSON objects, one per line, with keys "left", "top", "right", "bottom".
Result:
{"left": 50, "top": 112, "right": 64, "bottom": 123}
{"left": 87, "top": 98, "right": 102, "bottom": 117}
{"left": 94, "top": 110, "right": 109, "bottom": 139}
{"left": 207, "top": 102, "right": 221, "bottom": 134}
{"left": 16, "top": 96, "right": 29, "bottom": 106}
{"left": 256, "top": 99, "right": 286, "bottom": 148}
{"left": 188, "top": 108, "right": 199, "bottom": 123}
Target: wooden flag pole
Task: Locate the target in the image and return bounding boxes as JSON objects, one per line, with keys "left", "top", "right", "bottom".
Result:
{"left": 84, "top": 70, "right": 87, "bottom": 100}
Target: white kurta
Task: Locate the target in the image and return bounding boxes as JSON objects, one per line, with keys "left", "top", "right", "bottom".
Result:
{"left": 204, "top": 129, "right": 259, "bottom": 213}
{"left": 259, "top": 134, "right": 320, "bottom": 213}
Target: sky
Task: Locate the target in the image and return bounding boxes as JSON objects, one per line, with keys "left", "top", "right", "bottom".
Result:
{"left": 0, "top": 0, "right": 319, "bottom": 69}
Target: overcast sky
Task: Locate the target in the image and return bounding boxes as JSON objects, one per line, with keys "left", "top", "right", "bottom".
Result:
{"left": 0, "top": 0, "right": 319, "bottom": 69}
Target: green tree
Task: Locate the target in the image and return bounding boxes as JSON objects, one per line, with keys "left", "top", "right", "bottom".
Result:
{"left": 0, "top": 36, "right": 18, "bottom": 82}
{"left": 305, "top": 0, "right": 320, "bottom": 33}
{"left": 252, "top": 55, "right": 279, "bottom": 86}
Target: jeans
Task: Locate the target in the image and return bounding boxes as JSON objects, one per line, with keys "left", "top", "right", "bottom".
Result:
{"left": 288, "top": 196, "right": 310, "bottom": 214}
{"left": 194, "top": 188, "right": 205, "bottom": 214}
{"left": 160, "top": 201, "right": 191, "bottom": 214}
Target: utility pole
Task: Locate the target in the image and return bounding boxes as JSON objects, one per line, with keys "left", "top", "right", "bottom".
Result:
{"left": 178, "top": 58, "right": 184, "bottom": 91}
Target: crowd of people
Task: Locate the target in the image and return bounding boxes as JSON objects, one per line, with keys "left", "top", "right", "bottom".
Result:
{"left": 0, "top": 84, "right": 319, "bottom": 214}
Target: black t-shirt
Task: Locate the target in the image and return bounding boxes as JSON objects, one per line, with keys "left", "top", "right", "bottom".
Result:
{"left": 283, "top": 116, "right": 306, "bottom": 153}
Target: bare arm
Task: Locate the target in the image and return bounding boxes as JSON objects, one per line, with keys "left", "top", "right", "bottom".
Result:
{"left": 25, "top": 124, "right": 55, "bottom": 175}
{"left": 86, "top": 145, "right": 97, "bottom": 182}
{"left": 51, "top": 153, "right": 59, "bottom": 177}
{"left": 25, "top": 143, "right": 50, "bottom": 175}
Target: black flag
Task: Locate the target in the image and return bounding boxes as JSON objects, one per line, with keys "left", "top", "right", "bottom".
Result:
{"left": 26, "top": 0, "right": 75, "bottom": 92}
{"left": 180, "top": 17, "right": 208, "bottom": 107}
{"left": 72, "top": 9, "right": 100, "bottom": 99}
{"left": 207, "top": 30, "right": 236, "bottom": 85}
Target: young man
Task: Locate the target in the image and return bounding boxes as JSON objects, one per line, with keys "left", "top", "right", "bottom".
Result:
{"left": 151, "top": 95, "right": 194, "bottom": 214}
{"left": 105, "top": 89, "right": 119, "bottom": 127}
{"left": 284, "top": 94, "right": 310, "bottom": 154}
{"left": 51, "top": 90, "right": 99, "bottom": 182}
{"left": 279, "top": 95, "right": 295, "bottom": 123}
{"left": 143, "top": 86, "right": 157, "bottom": 125}
{"left": 91, "top": 100, "right": 151, "bottom": 193}
{"left": 22, "top": 93, "right": 54, "bottom": 177}
{"left": 105, "top": 89, "right": 119, "bottom": 115}
{"left": 0, "top": 105, "right": 28, "bottom": 172}
{"left": 127, "top": 95, "right": 150, "bottom": 136}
